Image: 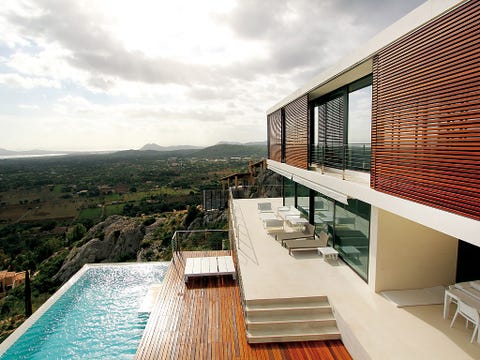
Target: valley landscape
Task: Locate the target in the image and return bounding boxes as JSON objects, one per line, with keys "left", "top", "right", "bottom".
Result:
{"left": 0, "top": 142, "right": 267, "bottom": 341}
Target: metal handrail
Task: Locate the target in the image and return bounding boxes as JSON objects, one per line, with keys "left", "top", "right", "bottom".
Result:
{"left": 171, "top": 229, "right": 229, "bottom": 259}
{"left": 228, "top": 188, "right": 248, "bottom": 330}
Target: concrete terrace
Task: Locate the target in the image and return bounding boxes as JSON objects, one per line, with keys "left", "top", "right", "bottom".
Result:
{"left": 231, "top": 197, "right": 480, "bottom": 360}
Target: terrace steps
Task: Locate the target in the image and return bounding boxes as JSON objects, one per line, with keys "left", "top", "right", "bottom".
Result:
{"left": 245, "top": 295, "right": 342, "bottom": 343}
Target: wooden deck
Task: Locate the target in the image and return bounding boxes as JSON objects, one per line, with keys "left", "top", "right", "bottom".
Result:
{"left": 135, "top": 251, "right": 352, "bottom": 360}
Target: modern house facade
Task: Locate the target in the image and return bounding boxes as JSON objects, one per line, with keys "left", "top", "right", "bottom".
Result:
{"left": 266, "top": 0, "right": 479, "bottom": 291}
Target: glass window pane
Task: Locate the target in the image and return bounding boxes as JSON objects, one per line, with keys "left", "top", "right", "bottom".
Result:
{"left": 313, "top": 193, "right": 334, "bottom": 244}
{"left": 348, "top": 85, "right": 371, "bottom": 144}
{"left": 334, "top": 199, "right": 370, "bottom": 280}
{"left": 296, "top": 184, "right": 310, "bottom": 218}
{"left": 347, "top": 85, "right": 372, "bottom": 171}
{"left": 284, "top": 177, "right": 295, "bottom": 208}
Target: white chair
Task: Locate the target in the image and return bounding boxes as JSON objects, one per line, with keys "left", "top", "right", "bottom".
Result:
{"left": 450, "top": 299, "right": 480, "bottom": 343}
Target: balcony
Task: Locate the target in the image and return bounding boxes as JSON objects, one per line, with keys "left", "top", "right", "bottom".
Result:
{"left": 310, "top": 143, "right": 371, "bottom": 173}
{"left": 230, "top": 196, "right": 480, "bottom": 359}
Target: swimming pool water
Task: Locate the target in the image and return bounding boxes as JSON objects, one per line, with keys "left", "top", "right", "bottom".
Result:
{"left": 0, "top": 263, "right": 168, "bottom": 360}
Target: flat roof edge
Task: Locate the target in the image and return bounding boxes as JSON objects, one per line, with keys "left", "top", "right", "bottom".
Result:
{"left": 267, "top": 0, "right": 464, "bottom": 114}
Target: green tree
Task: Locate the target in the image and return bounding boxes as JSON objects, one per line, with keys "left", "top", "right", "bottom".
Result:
{"left": 66, "top": 224, "right": 87, "bottom": 245}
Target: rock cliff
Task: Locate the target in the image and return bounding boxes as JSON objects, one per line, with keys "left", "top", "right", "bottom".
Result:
{"left": 54, "top": 215, "right": 160, "bottom": 283}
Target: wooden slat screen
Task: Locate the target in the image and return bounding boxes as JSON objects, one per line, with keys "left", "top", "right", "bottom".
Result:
{"left": 285, "top": 95, "right": 308, "bottom": 169}
{"left": 317, "top": 94, "right": 345, "bottom": 169}
{"left": 371, "top": 0, "right": 480, "bottom": 220}
{"left": 267, "top": 109, "right": 282, "bottom": 162}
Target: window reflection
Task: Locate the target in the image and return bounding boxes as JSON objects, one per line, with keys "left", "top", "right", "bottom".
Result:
{"left": 334, "top": 200, "right": 370, "bottom": 280}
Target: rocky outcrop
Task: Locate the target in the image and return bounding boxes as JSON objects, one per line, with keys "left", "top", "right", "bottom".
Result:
{"left": 54, "top": 216, "right": 159, "bottom": 283}
{"left": 251, "top": 169, "right": 282, "bottom": 198}
{"left": 187, "top": 209, "right": 227, "bottom": 229}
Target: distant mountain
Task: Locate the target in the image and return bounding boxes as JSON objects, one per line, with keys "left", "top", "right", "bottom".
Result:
{"left": 139, "top": 143, "right": 203, "bottom": 151}
{"left": 193, "top": 143, "right": 267, "bottom": 159}
{"left": 216, "top": 141, "right": 266, "bottom": 146}
{"left": 216, "top": 141, "right": 242, "bottom": 145}
{"left": 0, "top": 148, "right": 61, "bottom": 156}
{"left": 244, "top": 141, "right": 267, "bottom": 146}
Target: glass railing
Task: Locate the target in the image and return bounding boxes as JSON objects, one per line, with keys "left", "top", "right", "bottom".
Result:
{"left": 346, "top": 143, "right": 371, "bottom": 171}
{"left": 310, "top": 143, "right": 371, "bottom": 172}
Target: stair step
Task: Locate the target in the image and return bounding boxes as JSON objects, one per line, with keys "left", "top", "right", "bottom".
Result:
{"left": 244, "top": 295, "right": 340, "bottom": 344}
{"left": 247, "top": 327, "right": 341, "bottom": 344}
{"left": 247, "top": 318, "right": 337, "bottom": 332}
{"left": 246, "top": 307, "right": 333, "bottom": 322}
{"left": 246, "top": 296, "right": 329, "bottom": 309}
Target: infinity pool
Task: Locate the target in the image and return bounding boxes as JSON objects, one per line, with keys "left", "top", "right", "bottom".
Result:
{"left": 0, "top": 262, "right": 169, "bottom": 359}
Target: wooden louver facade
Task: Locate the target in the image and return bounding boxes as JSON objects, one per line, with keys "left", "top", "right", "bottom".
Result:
{"left": 267, "top": 109, "right": 282, "bottom": 162}
{"left": 371, "top": 0, "right": 480, "bottom": 220}
{"left": 284, "top": 95, "right": 309, "bottom": 170}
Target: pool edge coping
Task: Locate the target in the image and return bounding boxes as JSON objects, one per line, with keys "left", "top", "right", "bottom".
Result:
{"left": 0, "top": 261, "right": 169, "bottom": 357}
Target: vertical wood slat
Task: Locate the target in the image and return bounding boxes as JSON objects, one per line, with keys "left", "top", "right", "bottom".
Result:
{"left": 285, "top": 95, "right": 309, "bottom": 170}
{"left": 316, "top": 94, "right": 346, "bottom": 169}
{"left": 371, "top": 0, "right": 480, "bottom": 221}
{"left": 268, "top": 109, "right": 282, "bottom": 162}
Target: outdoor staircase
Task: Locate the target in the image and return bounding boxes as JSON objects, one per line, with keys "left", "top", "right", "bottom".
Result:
{"left": 245, "top": 295, "right": 341, "bottom": 343}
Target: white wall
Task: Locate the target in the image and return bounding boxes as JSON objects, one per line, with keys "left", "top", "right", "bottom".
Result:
{"left": 371, "top": 208, "right": 458, "bottom": 292}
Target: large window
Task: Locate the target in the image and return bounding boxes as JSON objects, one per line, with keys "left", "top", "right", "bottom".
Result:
{"left": 283, "top": 177, "right": 371, "bottom": 281}
{"left": 347, "top": 79, "right": 372, "bottom": 171}
{"left": 311, "top": 75, "right": 372, "bottom": 172}
{"left": 312, "top": 191, "right": 371, "bottom": 281}
{"left": 296, "top": 184, "right": 310, "bottom": 218}
{"left": 333, "top": 199, "right": 370, "bottom": 280}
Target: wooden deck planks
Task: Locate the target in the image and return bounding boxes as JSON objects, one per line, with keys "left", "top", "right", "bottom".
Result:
{"left": 135, "top": 251, "right": 352, "bottom": 360}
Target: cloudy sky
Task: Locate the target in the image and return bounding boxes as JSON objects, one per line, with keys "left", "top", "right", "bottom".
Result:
{"left": 0, "top": 0, "right": 424, "bottom": 151}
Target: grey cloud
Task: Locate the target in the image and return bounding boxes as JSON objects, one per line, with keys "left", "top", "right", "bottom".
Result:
{"left": 8, "top": 0, "right": 223, "bottom": 87}
{"left": 7, "top": 0, "right": 425, "bottom": 91}
{"left": 223, "top": 0, "right": 425, "bottom": 75}
{"left": 189, "top": 86, "right": 236, "bottom": 101}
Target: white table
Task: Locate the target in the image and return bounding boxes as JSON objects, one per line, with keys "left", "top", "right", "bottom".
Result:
{"left": 444, "top": 286, "right": 480, "bottom": 319}
{"left": 317, "top": 247, "right": 339, "bottom": 261}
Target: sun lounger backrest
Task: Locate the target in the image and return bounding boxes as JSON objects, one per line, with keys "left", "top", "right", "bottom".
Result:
{"left": 302, "top": 223, "right": 315, "bottom": 235}
{"left": 319, "top": 231, "right": 329, "bottom": 247}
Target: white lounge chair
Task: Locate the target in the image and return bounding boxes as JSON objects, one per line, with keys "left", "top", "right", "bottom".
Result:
{"left": 257, "top": 202, "right": 273, "bottom": 212}
{"left": 184, "top": 256, "right": 236, "bottom": 283}
{"left": 263, "top": 219, "right": 284, "bottom": 233}
{"left": 283, "top": 230, "right": 330, "bottom": 256}
{"left": 278, "top": 207, "right": 301, "bottom": 219}
{"left": 277, "top": 223, "right": 316, "bottom": 245}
